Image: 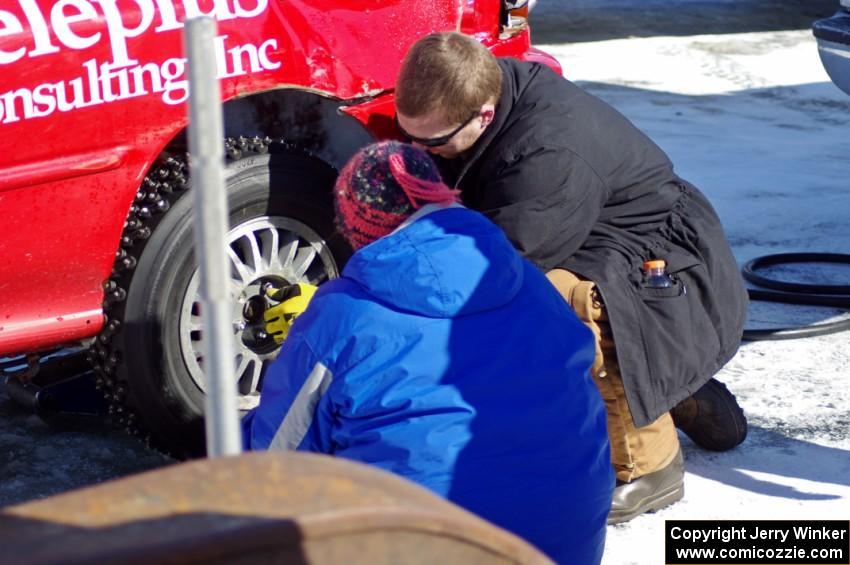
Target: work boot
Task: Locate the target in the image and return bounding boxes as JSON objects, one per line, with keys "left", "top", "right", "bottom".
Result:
{"left": 671, "top": 378, "right": 747, "bottom": 451}
{"left": 608, "top": 449, "right": 684, "bottom": 524}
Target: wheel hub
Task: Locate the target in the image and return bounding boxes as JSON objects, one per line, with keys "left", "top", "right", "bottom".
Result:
{"left": 242, "top": 294, "right": 267, "bottom": 324}
{"left": 179, "top": 216, "right": 337, "bottom": 410}
{"left": 235, "top": 281, "right": 278, "bottom": 352}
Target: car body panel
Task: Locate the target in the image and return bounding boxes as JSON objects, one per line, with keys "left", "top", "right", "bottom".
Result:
{"left": 813, "top": 8, "right": 850, "bottom": 96}
{"left": 0, "top": 0, "right": 553, "bottom": 355}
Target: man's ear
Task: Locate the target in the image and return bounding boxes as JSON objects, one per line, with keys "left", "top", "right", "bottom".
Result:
{"left": 480, "top": 103, "right": 496, "bottom": 129}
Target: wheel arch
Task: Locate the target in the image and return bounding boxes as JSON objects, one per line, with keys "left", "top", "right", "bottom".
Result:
{"left": 148, "top": 88, "right": 379, "bottom": 175}
{"left": 99, "top": 86, "right": 376, "bottom": 319}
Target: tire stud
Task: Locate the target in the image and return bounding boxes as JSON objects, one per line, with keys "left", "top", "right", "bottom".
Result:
{"left": 122, "top": 256, "right": 137, "bottom": 270}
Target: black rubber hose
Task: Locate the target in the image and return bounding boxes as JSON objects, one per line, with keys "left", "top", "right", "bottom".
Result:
{"left": 741, "top": 316, "right": 850, "bottom": 341}
{"left": 746, "top": 287, "right": 850, "bottom": 309}
{"left": 741, "top": 252, "right": 850, "bottom": 341}
{"left": 743, "top": 253, "right": 850, "bottom": 295}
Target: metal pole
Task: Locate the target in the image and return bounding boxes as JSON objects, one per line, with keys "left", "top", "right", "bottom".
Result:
{"left": 184, "top": 17, "right": 242, "bottom": 457}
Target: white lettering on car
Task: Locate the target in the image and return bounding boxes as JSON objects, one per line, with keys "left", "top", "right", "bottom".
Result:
{"left": 0, "top": 0, "right": 279, "bottom": 124}
{"left": 258, "top": 38, "right": 280, "bottom": 70}
{"left": 1, "top": 37, "right": 281, "bottom": 123}
{"left": 20, "top": 0, "right": 60, "bottom": 57}
{"left": 52, "top": 0, "right": 102, "bottom": 51}
{"left": 92, "top": 0, "right": 156, "bottom": 67}
{"left": 0, "top": 10, "right": 27, "bottom": 65}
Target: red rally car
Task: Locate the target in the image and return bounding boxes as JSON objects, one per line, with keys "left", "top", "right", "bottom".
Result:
{"left": 0, "top": 0, "right": 559, "bottom": 455}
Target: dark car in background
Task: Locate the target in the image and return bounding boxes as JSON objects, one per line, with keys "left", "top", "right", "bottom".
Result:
{"left": 813, "top": 0, "right": 850, "bottom": 94}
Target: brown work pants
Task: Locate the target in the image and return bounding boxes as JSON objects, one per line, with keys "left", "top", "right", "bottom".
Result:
{"left": 546, "top": 269, "right": 680, "bottom": 483}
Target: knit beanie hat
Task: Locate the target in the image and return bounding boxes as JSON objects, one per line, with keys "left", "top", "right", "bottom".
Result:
{"left": 334, "top": 141, "right": 461, "bottom": 250}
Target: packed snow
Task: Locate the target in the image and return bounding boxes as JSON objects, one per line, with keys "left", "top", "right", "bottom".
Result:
{"left": 541, "top": 28, "right": 850, "bottom": 564}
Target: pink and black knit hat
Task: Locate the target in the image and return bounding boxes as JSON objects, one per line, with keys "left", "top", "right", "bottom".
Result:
{"left": 334, "top": 141, "right": 461, "bottom": 249}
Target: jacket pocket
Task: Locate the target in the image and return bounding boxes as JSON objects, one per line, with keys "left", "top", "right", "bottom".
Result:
{"left": 634, "top": 252, "right": 720, "bottom": 402}
{"left": 639, "top": 281, "right": 685, "bottom": 300}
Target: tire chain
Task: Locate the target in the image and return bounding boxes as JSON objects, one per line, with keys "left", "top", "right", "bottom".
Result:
{"left": 88, "top": 135, "right": 321, "bottom": 454}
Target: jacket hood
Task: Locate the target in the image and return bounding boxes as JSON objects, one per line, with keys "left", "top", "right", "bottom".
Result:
{"left": 343, "top": 205, "right": 524, "bottom": 318}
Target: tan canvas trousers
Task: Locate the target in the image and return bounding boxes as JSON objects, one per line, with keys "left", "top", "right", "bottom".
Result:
{"left": 546, "top": 269, "right": 680, "bottom": 483}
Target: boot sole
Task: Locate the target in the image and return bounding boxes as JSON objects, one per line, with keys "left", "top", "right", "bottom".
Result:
{"left": 708, "top": 379, "right": 747, "bottom": 449}
{"left": 686, "top": 380, "right": 748, "bottom": 451}
{"left": 606, "top": 481, "right": 684, "bottom": 525}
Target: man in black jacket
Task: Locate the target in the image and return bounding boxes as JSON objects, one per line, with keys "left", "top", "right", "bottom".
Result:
{"left": 394, "top": 32, "right": 749, "bottom": 523}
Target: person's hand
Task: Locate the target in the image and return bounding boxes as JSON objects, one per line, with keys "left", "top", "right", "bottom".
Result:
{"left": 264, "top": 283, "right": 318, "bottom": 344}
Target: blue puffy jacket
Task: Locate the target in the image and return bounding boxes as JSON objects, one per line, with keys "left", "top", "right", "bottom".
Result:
{"left": 243, "top": 204, "right": 613, "bottom": 564}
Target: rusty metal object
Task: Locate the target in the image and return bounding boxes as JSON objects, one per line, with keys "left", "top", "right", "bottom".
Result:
{"left": 0, "top": 451, "right": 552, "bottom": 565}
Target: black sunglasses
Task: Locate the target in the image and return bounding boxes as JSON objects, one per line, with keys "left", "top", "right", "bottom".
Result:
{"left": 395, "top": 111, "right": 479, "bottom": 148}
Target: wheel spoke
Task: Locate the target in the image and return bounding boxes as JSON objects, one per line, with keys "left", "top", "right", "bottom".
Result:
{"left": 237, "top": 233, "right": 263, "bottom": 274}
{"left": 234, "top": 352, "right": 264, "bottom": 395}
{"left": 180, "top": 215, "right": 338, "bottom": 410}
{"left": 245, "top": 358, "right": 263, "bottom": 394}
{"left": 234, "top": 353, "right": 249, "bottom": 384}
{"left": 227, "top": 247, "right": 253, "bottom": 285}
{"left": 188, "top": 311, "right": 203, "bottom": 333}
{"left": 278, "top": 235, "right": 299, "bottom": 274}
{"left": 291, "top": 244, "right": 318, "bottom": 280}
{"left": 259, "top": 227, "right": 279, "bottom": 271}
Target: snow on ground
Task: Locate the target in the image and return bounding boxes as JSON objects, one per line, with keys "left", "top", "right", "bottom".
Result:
{"left": 541, "top": 29, "right": 850, "bottom": 564}
{"left": 1, "top": 20, "right": 848, "bottom": 565}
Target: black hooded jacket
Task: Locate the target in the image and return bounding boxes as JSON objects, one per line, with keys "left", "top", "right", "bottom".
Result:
{"left": 435, "top": 58, "right": 748, "bottom": 426}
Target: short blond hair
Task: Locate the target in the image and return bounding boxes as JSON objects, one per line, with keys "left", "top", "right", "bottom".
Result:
{"left": 396, "top": 32, "right": 502, "bottom": 124}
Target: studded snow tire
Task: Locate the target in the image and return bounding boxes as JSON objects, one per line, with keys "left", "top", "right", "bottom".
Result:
{"left": 90, "top": 138, "right": 346, "bottom": 457}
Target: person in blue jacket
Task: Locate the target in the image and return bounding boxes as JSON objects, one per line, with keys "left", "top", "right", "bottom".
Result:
{"left": 242, "top": 141, "right": 614, "bottom": 564}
